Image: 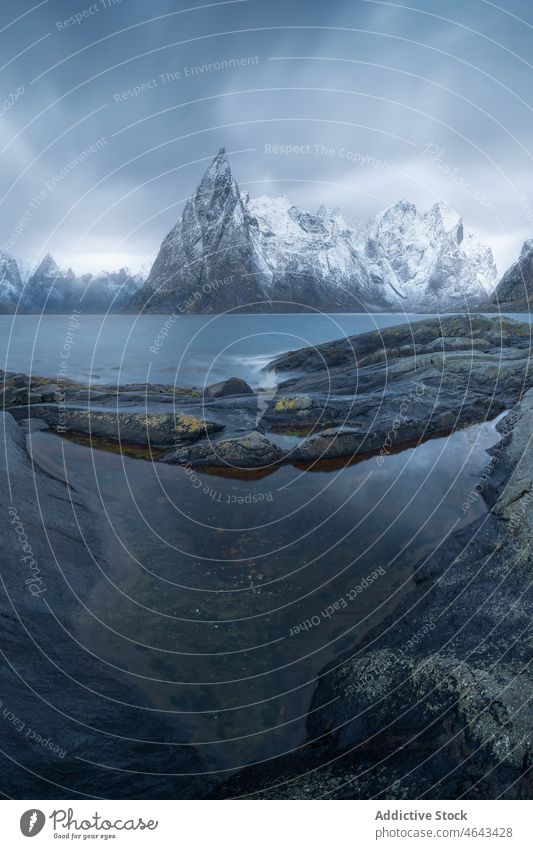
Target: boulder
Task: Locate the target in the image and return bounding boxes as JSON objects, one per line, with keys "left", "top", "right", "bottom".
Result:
{"left": 203, "top": 377, "right": 254, "bottom": 398}
{"left": 175, "top": 430, "right": 284, "bottom": 467}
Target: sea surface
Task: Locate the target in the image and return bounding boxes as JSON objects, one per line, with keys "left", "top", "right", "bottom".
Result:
{"left": 8, "top": 312, "right": 517, "bottom": 785}
{"left": 1, "top": 311, "right": 530, "bottom": 388}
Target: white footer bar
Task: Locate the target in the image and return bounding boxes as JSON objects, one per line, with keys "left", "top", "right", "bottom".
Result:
{"left": 2, "top": 799, "right": 531, "bottom": 848}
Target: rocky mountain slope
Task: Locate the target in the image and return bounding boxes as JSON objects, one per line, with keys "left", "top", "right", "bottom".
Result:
{"left": 485, "top": 239, "right": 533, "bottom": 311}
{"left": 361, "top": 199, "right": 496, "bottom": 309}
{"left": 130, "top": 149, "right": 498, "bottom": 314}
{"left": 21, "top": 253, "right": 78, "bottom": 313}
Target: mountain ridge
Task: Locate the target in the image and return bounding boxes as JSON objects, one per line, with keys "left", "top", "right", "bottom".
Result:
{"left": 3, "top": 149, "right": 531, "bottom": 316}
{"left": 129, "top": 148, "right": 499, "bottom": 315}
{"left": 0, "top": 251, "right": 144, "bottom": 314}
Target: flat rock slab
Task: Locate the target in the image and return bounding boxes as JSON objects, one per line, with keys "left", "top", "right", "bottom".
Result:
{"left": 268, "top": 314, "right": 532, "bottom": 376}
{"left": 18, "top": 417, "right": 50, "bottom": 434}
{"left": 0, "top": 413, "right": 213, "bottom": 798}
{"left": 24, "top": 405, "right": 224, "bottom": 447}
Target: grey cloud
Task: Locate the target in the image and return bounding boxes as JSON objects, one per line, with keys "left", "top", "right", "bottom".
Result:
{"left": 0, "top": 0, "right": 531, "bottom": 274}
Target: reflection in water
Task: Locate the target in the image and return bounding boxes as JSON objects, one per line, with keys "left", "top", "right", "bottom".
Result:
{"left": 28, "top": 416, "right": 502, "bottom": 773}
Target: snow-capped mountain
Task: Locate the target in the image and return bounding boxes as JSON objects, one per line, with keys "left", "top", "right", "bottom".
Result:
{"left": 0, "top": 250, "right": 23, "bottom": 313}
{"left": 21, "top": 254, "right": 144, "bottom": 313}
{"left": 22, "top": 254, "right": 78, "bottom": 313}
{"left": 75, "top": 267, "right": 145, "bottom": 313}
{"left": 130, "top": 149, "right": 498, "bottom": 314}
{"left": 0, "top": 251, "right": 145, "bottom": 314}
{"left": 360, "top": 200, "right": 497, "bottom": 309}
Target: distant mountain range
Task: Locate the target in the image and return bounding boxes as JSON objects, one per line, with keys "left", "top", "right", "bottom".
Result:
{"left": 1, "top": 149, "right": 532, "bottom": 315}
{"left": 0, "top": 252, "right": 143, "bottom": 314}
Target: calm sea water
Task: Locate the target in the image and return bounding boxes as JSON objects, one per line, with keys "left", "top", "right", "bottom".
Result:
{"left": 1, "top": 312, "right": 529, "bottom": 388}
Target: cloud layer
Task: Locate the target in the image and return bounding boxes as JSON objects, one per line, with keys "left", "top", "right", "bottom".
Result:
{"left": 1, "top": 0, "right": 532, "bottom": 274}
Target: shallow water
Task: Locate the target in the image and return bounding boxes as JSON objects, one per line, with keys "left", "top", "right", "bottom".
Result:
{"left": 28, "top": 414, "right": 503, "bottom": 775}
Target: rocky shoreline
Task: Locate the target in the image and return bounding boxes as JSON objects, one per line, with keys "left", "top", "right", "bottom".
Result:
{"left": 211, "top": 388, "right": 533, "bottom": 799}
{"left": 1, "top": 313, "right": 531, "bottom": 798}
{"left": 3, "top": 314, "right": 532, "bottom": 470}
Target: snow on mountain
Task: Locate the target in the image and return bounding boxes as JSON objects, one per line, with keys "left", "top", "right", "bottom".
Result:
{"left": 15, "top": 257, "right": 34, "bottom": 285}
{"left": 76, "top": 267, "right": 145, "bottom": 313}
{"left": 130, "top": 147, "right": 273, "bottom": 313}
{"left": 131, "top": 149, "right": 498, "bottom": 314}
{"left": 22, "top": 254, "right": 78, "bottom": 313}
{"left": 3, "top": 151, "right": 497, "bottom": 316}
{"left": 359, "top": 200, "right": 497, "bottom": 309}
{"left": 245, "top": 194, "right": 383, "bottom": 308}
{"left": 0, "top": 250, "right": 23, "bottom": 313}
{"left": 20, "top": 254, "right": 144, "bottom": 314}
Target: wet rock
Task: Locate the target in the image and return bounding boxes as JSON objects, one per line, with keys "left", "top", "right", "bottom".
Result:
{"left": 27, "top": 407, "right": 224, "bottom": 447}
{"left": 258, "top": 315, "right": 533, "bottom": 462}
{"left": 0, "top": 412, "right": 216, "bottom": 799}
{"left": 4, "top": 315, "right": 533, "bottom": 468}
{"left": 268, "top": 314, "right": 531, "bottom": 376}
{"left": 291, "top": 425, "right": 370, "bottom": 460}
{"left": 173, "top": 412, "right": 223, "bottom": 439}
{"left": 0, "top": 373, "right": 30, "bottom": 407}
{"left": 175, "top": 430, "right": 284, "bottom": 467}
{"left": 486, "top": 239, "right": 533, "bottom": 312}
{"left": 203, "top": 377, "right": 254, "bottom": 398}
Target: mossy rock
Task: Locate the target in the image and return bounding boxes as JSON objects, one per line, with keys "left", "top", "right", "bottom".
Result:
{"left": 274, "top": 395, "right": 313, "bottom": 412}
{"left": 174, "top": 413, "right": 221, "bottom": 437}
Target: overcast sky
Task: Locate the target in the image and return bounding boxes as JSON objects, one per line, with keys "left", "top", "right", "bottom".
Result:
{"left": 1, "top": 0, "right": 532, "bottom": 274}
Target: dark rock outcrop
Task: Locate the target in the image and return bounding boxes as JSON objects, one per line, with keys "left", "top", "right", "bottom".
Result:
{"left": 486, "top": 239, "right": 533, "bottom": 312}
{"left": 203, "top": 376, "right": 254, "bottom": 398}
{"left": 24, "top": 406, "right": 224, "bottom": 448}
{"left": 265, "top": 314, "right": 533, "bottom": 462}
{"left": 176, "top": 430, "right": 284, "bottom": 468}
{"left": 3, "top": 315, "right": 533, "bottom": 468}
